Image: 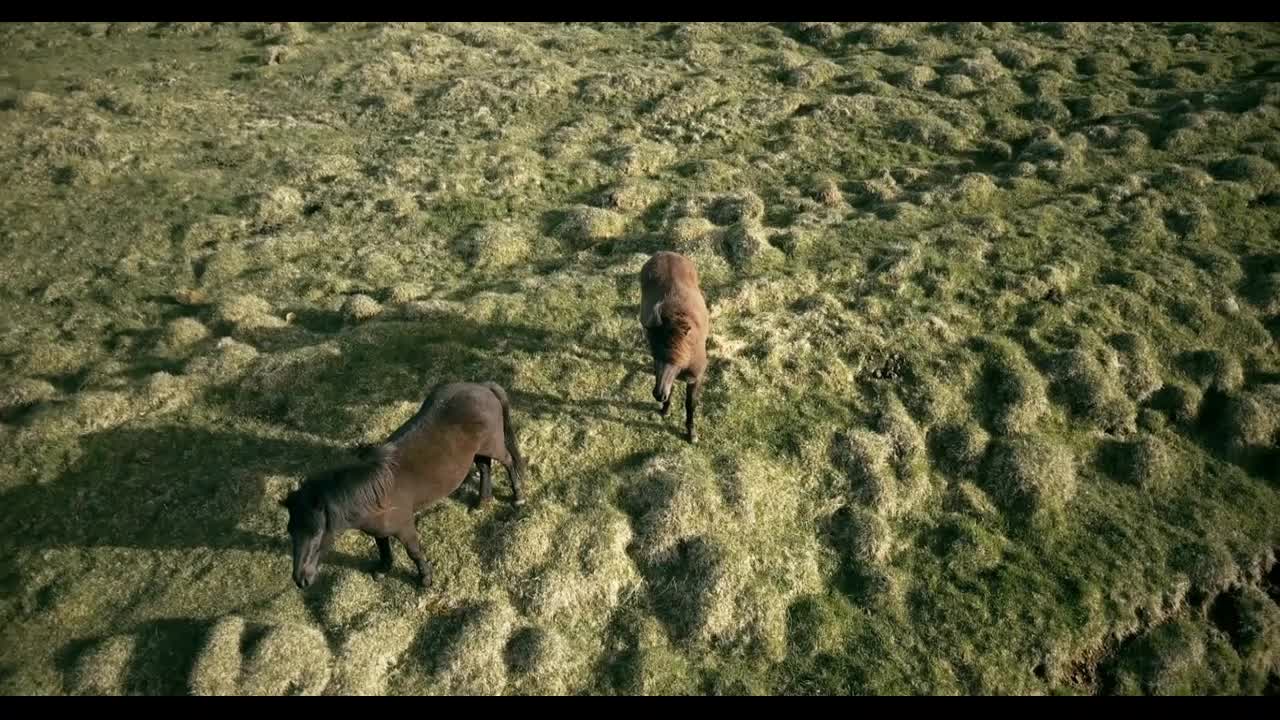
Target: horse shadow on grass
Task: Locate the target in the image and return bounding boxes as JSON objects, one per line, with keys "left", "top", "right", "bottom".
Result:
{"left": 2, "top": 309, "right": 679, "bottom": 564}
{"left": 0, "top": 426, "right": 357, "bottom": 561}
{"left": 7, "top": 299, "right": 724, "bottom": 693}
{"left": 55, "top": 617, "right": 209, "bottom": 695}
{"left": 221, "top": 308, "right": 673, "bottom": 440}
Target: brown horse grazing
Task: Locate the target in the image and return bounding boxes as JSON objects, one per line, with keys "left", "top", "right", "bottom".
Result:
{"left": 639, "top": 251, "right": 710, "bottom": 443}
{"left": 281, "top": 381, "right": 526, "bottom": 590}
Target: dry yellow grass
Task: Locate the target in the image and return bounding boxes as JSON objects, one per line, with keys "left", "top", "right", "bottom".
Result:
{"left": 1, "top": 22, "right": 1278, "bottom": 696}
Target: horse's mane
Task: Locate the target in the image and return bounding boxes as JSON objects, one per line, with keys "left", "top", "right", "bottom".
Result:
{"left": 658, "top": 303, "right": 700, "bottom": 366}
{"left": 302, "top": 384, "right": 456, "bottom": 520}
{"left": 301, "top": 446, "right": 399, "bottom": 522}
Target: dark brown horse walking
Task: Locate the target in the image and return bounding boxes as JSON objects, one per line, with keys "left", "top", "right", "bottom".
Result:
{"left": 281, "top": 381, "right": 526, "bottom": 589}
{"left": 639, "top": 251, "right": 710, "bottom": 443}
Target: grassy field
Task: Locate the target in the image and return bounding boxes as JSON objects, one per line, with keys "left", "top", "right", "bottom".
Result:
{"left": 1, "top": 21, "right": 1279, "bottom": 696}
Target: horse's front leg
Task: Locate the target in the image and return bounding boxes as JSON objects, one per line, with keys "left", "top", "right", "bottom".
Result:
{"left": 371, "top": 535, "right": 394, "bottom": 579}
{"left": 685, "top": 379, "right": 702, "bottom": 444}
{"left": 395, "top": 528, "right": 432, "bottom": 590}
{"left": 653, "top": 358, "right": 671, "bottom": 416}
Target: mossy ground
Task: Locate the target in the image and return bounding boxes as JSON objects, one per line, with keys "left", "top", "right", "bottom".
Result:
{"left": 1, "top": 22, "right": 1279, "bottom": 696}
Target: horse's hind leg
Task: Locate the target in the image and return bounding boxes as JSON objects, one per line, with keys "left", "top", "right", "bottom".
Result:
{"left": 474, "top": 456, "right": 493, "bottom": 510}
{"left": 495, "top": 448, "right": 525, "bottom": 507}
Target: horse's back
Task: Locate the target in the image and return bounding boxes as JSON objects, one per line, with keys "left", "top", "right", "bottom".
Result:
{"left": 642, "top": 252, "right": 706, "bottom": 328}
{"left": 385, "top": 383, "right": 497, "bottom": 442}
{"left": 443, "top": 384, "right": 509, "bottom": 461}
{"left": 390, "top": 383, "right": 507, "bottom": 489}
{"left": 641, "top": 252, "right": 699, "bottom": 294}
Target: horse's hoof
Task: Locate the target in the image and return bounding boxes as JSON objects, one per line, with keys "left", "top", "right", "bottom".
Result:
{"left": 372, "top": 571, "right": 387, "bottom": 582}
{"left": 687, "top": 431, "right": 698, "bottom": 444}
{"left": 513, "top": 496, "right": 527, "bottom": 507}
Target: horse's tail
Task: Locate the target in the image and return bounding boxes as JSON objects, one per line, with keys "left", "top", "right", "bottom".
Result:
{"left": 484, "top": 382, "right": 526, "bottom": 479}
